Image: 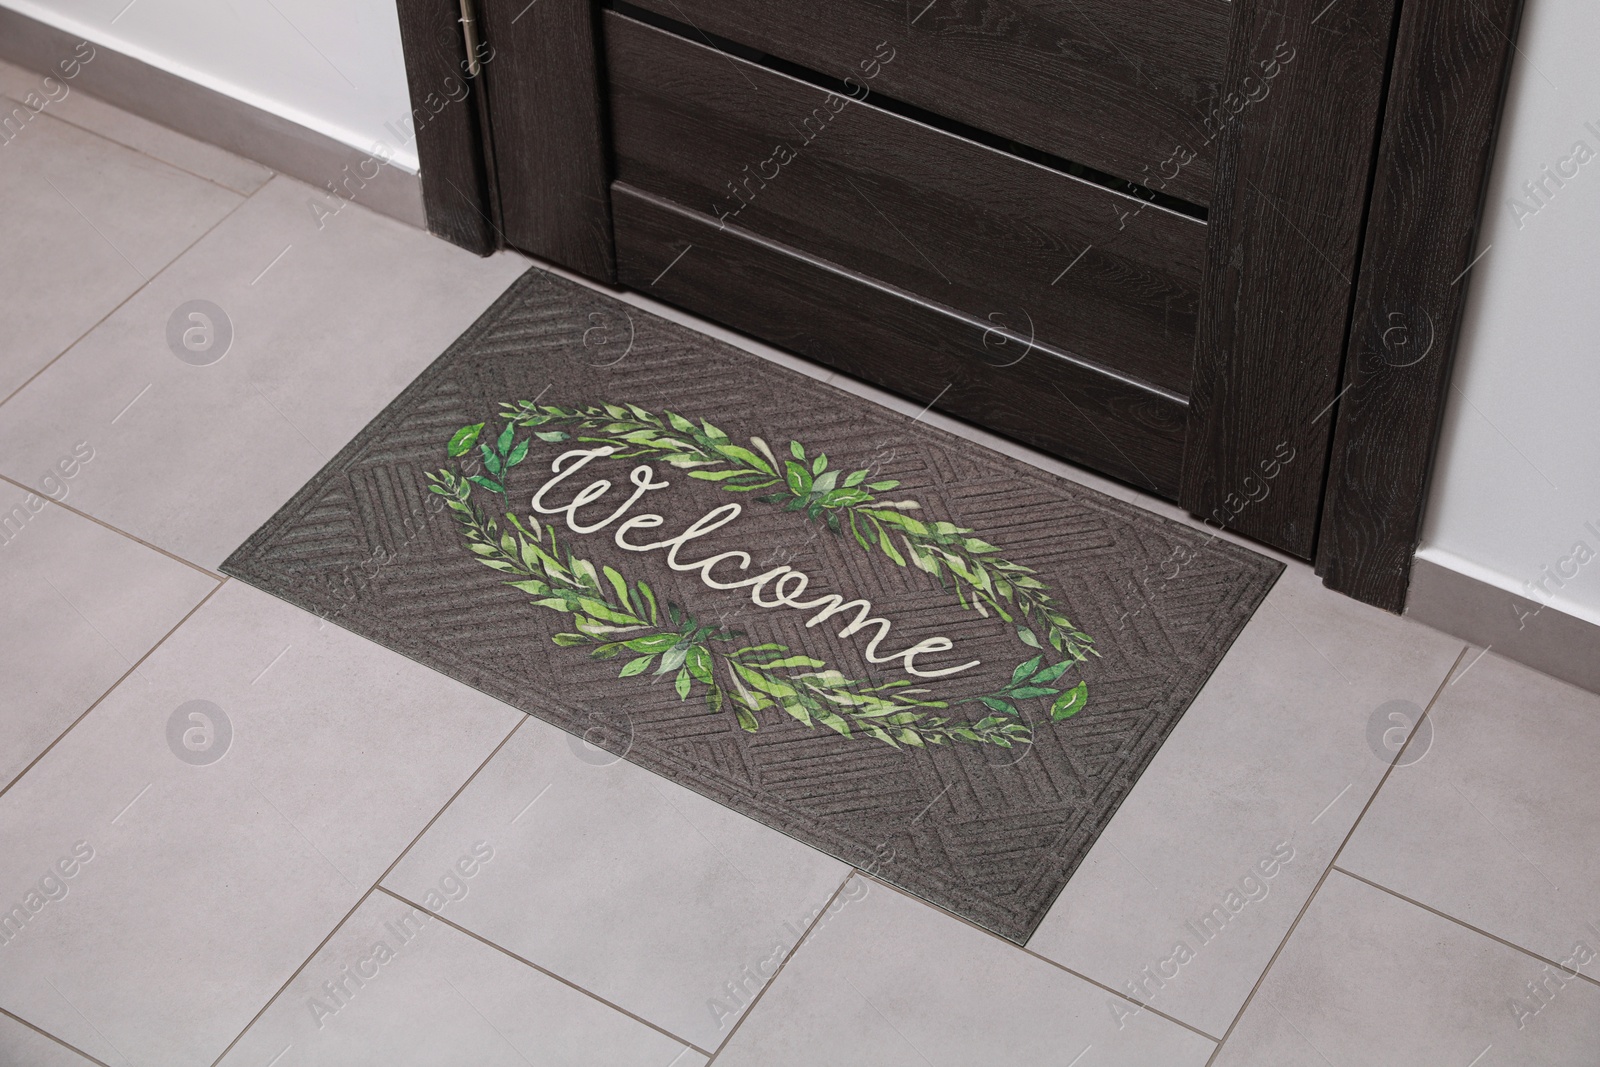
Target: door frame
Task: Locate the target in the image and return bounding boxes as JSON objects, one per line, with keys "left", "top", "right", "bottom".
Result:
{"left": 395, "top": 0, "right": 1525, "bottom": 614}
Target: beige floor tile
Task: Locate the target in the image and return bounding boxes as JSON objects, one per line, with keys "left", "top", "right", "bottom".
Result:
{"left": 0, "top": 482, "right": 216, "bottom": 788}
{"left": 0, "top": 109, "right": 240, "bottom": 401}
{"left": 384, "top": 715, "right": 851, "bottom": 1052}
{"left": 0, "top": 581, "right": 520, "bottom": 1065}
{"left": 217, "top": 891, "right": 704, "bottom": 1067}
{"left": 1027, "top": 564, "right": 1465, "bottom": 1036}
{"left": 0, "top": 174, "right": 530, "bottom": 568}
{"left": 0, "top": 1009, "right": 97, "bottom": 1067}
{"left": 1213, "top": 871, "right": 1600, "bottom": 1066}
{"left": 1341, "top": 650, "right": 1600, "bottom": 967}
{"left": 716, "top": 877, "right": 1215, "bottom": 1066}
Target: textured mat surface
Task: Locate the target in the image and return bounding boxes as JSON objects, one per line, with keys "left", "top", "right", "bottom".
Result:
{"left": 224, "top": 267, "right": 1282, "bottom": 942}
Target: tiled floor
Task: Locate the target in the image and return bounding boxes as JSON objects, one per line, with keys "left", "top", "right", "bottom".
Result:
{"left": 3, "top": 62, "right": 1598, "bottom": 1066}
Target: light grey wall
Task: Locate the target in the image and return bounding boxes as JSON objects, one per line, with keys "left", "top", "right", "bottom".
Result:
{"left": 1418, "top": 0, "right": 1600, "bottom": 629}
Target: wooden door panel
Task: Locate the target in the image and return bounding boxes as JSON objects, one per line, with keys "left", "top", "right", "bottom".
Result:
{"left": 409, "top": 0, "right": 1514, "bottom": 602}
{"left": 1316, "top": 0, "right": 1528, "bottom": 609}
{"left": 618, "top": 0, "right": 1230, "bottom": 206}
{"left": 476, "top": 0, "right": 614, "bottom": 279}
{"left": 606, "top": 11, "right": 1207, "bottom": 395}
{"left": 613, "top": 183, "right": 1189, "bottom": 496}
{"left": 1181, "top": 0, "right": 1402, "bottom": 557}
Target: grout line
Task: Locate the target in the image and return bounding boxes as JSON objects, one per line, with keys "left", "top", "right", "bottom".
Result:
{"left": 1202, "top": 645, "right": 1471, "bottom": 1066}
{"left": 0, "top": 93, "right": 1323, "bottom": 1059}
{"left": 706, "top": 875, "right": 855, "bottom": 1061}
{"left": 1330, "top": 866, "right": 1600, "bottom": 992}
{"left": 205, "top": 713, "right": 530, "bottom": 1067}
{"left": 41, "top": 976, "right": 133, "bottom": 1067}
{"left": 244, "top": 776, "right": 359, "bottom": 894}
{"left": 0, "top": 579, "right": 227, "bottom": 800}
{"left": 0, "top": 88, "right": 270, "bottom": 197}
{"left": 1447, "top": 780, "right": 1573, "bottom": 913}
{"left": 0, "top": 472, "right": 225, "bottom": 581}
{"left": 204, "top": 887, "right": 379, "bottom": 1067}
{"left": 0, "top": 191, "right": 252, "bottom": 410}
{"left": 376, "top": 885, "right": 714, "bottom": 1060}
{"left": 859, "top": 872, "right": 1223, "bottom": 1044}
{"left": 0, "top": 1002, "right": 111, "bottom": 1067}
{"left": 0, "top": 166, "right": 1463, "bottom": 1061}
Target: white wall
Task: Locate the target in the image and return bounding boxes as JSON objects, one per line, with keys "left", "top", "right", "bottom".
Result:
{"left": 2, "top": 0, "right": 419, "bottom": 171}
{"left": 1419, "top": 0, "right": 1600, "bottom": 627}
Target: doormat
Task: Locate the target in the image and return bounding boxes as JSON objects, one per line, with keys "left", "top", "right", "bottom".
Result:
{"left": 223, "top": 267, "right": 1281, "bottom": 943}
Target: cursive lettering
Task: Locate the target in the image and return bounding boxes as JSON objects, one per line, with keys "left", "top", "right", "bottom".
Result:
{"left": 530, "top": 448, "right": 979, "bottom": 678}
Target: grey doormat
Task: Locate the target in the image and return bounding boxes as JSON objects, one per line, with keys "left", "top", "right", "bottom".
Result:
{"left": 223, "top": 267, "right": 1281, "bottom": 943}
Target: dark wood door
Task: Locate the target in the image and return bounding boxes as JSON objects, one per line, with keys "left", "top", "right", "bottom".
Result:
{"left": 606, "top": 7, "right": 1206, "bottom": 494}
{"left": 397, "top": 0, "right": 1525, "bottom": 608}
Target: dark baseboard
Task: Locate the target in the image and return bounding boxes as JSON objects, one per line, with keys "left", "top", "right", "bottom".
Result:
{"left": 1407, "top": 557, "right": 1600, "bottom": 697}
{"left": 0, "top": 4, "right": 424, "bottom": 227}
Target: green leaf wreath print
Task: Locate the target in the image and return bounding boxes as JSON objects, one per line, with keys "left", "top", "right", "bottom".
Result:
{"left": 427, "top": 401, "right": 1098, "bottom": 751}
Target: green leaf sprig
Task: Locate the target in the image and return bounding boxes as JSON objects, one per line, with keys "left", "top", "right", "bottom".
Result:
{"left": 499, "top": 402, "right": 1097, "bottom": 663}
{"left": 425, "top": 465, "right": 1033, "bottom": 750}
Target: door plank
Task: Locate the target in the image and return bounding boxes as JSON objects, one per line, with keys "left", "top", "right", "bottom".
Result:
{"left": 1182, "top": 0, "right": 1401, "bottom": 558}
{"left": 395, "top": 0, "right": 495, "bottom": 254}
{"left": 613, "top": 182, "right": 1189, "bottom": 496}
{"left": 478, "top": 0, "right": 615, "bottom": 280}
{"left": 1315, "top": 0, "right": 1528, "bottom": 611}
{"left": 605, "top": 11, "right": 1207, "bottom": 395}
{"left": 620, "top": 0, "right": 1230, "bottom": 206}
